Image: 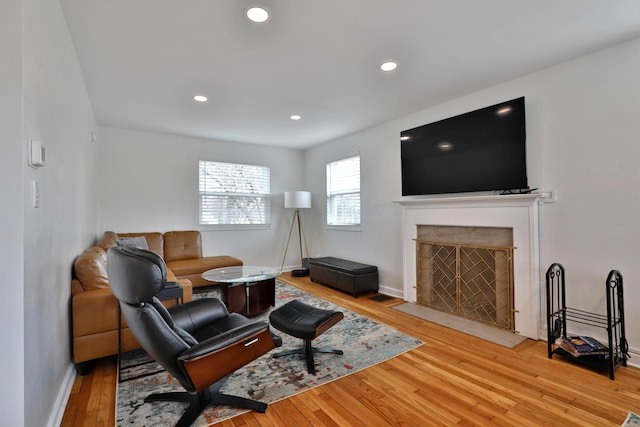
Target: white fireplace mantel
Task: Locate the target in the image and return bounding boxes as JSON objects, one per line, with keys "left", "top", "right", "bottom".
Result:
{"left": 394, "top": 192, "right": 554, "bottom": 339}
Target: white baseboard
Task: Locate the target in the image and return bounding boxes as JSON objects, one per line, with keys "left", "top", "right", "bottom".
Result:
{"left": 47, "top": 363, "right": 76, "bottom": 427}
{"left": 626, "top": 347, "right": 640, "bottom": 369}
{"left": 280, "top": 264, "right": 303, "bottom": 273}
{"left": 378, "top": 284, "right": 403, "bottom": 299}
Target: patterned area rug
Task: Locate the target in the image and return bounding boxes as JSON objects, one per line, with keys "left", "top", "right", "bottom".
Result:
{"left": 622, "top": 412, "right": 640, "bottom": 426}
{"left": 116, "top": 281, "right": 423, "bottom": 426}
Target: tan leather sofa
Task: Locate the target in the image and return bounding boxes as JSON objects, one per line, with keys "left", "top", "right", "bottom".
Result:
{"left": 70, "top": 230, "right": 242, "bottom": 373}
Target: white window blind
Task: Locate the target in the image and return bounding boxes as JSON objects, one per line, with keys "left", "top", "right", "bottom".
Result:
{"left": 326, "top": 155, "right": 361, "bottom": 226}
{"left": 199, "top": 160, "right": 270, "bottom": 226}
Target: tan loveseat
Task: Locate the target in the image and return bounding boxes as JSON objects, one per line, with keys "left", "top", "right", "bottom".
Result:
{"left": 70, "top": 230, "right": 242, "bottom": 373}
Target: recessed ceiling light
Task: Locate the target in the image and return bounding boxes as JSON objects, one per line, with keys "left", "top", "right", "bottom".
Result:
{"left": 438, "top": 141, "right": 454, "bottom": 151}
{"left": 380, "top": 61, "right": 398, "bottom": 72}
{"left": 290, "top": 114, "right": 301, "bottom": 121}
{"left": 247, "top": 7, "right": 269, "bottom": 23}
{"left": 193, "top": 95, "right": 208, "bottom": 102}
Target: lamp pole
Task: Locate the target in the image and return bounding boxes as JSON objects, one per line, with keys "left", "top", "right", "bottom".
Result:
{"left": 281, "top": 191, "right": 311, "bottom": 276}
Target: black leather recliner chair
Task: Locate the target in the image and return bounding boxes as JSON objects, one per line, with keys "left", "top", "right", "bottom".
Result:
{"left": 107, "top": 245, "right": 279, "bottom": 427}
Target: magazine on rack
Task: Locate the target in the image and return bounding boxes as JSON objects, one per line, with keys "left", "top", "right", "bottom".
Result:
{"left": 557, "top": 335, "right": 609, "bottom": 358}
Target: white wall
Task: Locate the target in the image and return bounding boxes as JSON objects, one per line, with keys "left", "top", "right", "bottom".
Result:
{"left": 76, "top": 32, "right": 640, "bottom": 397}
{"left": 3, "top": 6, "right": 635, "bottom": 424}
{"left": 96, "top": 126, "right": 306, "bottom": 269}
{"left": 305, "top": 36, "right": 640, "bottom": 350}
{"left": 302, "top": 132, "right": 406, "bottom": 297}
{"left": 0, "top": 1, "right": 25, "bottom": 425}
{"left": 20, "top": 0, "right": 98, "bottom": 426}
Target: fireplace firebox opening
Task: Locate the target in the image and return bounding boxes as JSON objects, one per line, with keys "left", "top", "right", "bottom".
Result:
{"left": 415, "top": 225, "right": 515, "bottom": 332}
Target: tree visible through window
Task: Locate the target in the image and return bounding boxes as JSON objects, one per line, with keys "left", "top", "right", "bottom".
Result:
{"left": 326, "top": 155, "right": 360, "bottom": 226}
{"left": 199, "top": 160, "right": 270, "bottom": 226}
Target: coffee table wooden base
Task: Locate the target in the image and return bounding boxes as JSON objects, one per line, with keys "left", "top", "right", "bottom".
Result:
{"left": 222, "top": 277, "right": 276, "bottom": 317}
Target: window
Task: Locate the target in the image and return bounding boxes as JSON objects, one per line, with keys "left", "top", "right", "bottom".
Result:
{"left": 199, "top": 160, "right": 270, "bottom": 226}
{"left": 326, "top": 155, "right": 360, "bottom": 226}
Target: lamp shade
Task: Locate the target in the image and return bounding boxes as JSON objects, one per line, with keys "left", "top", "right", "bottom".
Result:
{"left": 284, "top": 191, "right": 311, "bottom": 209}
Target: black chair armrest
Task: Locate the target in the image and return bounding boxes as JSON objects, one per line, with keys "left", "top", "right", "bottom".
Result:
{"left": 157, "top": 281, "right": 183, "bottom": 301}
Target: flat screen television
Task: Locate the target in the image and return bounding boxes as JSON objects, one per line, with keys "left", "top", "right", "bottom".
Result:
{"left": 401, "top": 97, "right": 528, "bottom": 196}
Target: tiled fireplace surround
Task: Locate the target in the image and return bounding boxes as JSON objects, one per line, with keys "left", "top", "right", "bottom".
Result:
{"left": 397, "top": 193, "right": 553, "bottom": 339}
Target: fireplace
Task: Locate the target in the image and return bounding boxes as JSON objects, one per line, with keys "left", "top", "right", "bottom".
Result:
{"left": 396, "top": 193, "right": 553, "bottom": 339}
{"left": 416, "top": 225, "right": 515, "bottom": 331}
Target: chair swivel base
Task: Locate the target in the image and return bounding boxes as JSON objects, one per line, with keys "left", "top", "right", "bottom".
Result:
{"left": 272, "top": 339, "right": 343, "bottom": 374}
{"left": 144, "top": 378, "right": 267, "bottom": 427}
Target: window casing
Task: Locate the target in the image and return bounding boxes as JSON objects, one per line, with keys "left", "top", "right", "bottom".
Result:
{"left": 326, "top": 155, "right": 361, "bottom": 227}
{"left": 199, "top": 160, "right": 270, "bottom": 227}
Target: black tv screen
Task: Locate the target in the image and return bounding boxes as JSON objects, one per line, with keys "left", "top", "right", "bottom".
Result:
{"left": 401, "top": 97, "right": 528, "bottom": 196}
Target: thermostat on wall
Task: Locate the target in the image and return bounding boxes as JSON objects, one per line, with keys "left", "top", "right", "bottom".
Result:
{"left": 29, "top": 139, "right": 45, "bottom": 168}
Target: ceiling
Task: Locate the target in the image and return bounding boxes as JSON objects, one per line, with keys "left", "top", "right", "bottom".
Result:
{"left": 60, "top": 0, "right": 640, "bottom": 149}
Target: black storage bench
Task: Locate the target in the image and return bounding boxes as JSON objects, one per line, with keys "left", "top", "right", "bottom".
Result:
{"left": 309, "top": 257, "right": 378, "bottom": 297}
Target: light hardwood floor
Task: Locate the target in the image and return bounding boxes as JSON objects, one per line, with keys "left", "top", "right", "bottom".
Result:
{"left": 62, "top": 273, "right": 640, "bottom": 426}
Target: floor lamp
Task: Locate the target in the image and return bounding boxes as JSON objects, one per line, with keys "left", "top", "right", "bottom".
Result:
{"left": 281, "top": 191, "right": 311, "bottom": 277}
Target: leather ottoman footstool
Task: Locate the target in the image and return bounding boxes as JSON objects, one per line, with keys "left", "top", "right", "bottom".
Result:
{"left": 309, "top": 257, "right": 379, "bottom": 297}
{"left": 269, "top": 300, "right": 344, "bottom": 374}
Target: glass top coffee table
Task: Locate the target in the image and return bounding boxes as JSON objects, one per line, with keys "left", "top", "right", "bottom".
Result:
{"left": 202, "top": 266, "right": 280, "bottom": 316}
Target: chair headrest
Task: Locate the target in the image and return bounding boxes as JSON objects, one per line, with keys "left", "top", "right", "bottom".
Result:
{"left": 107, "top": 246, "right": 167, "bottom": 305}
